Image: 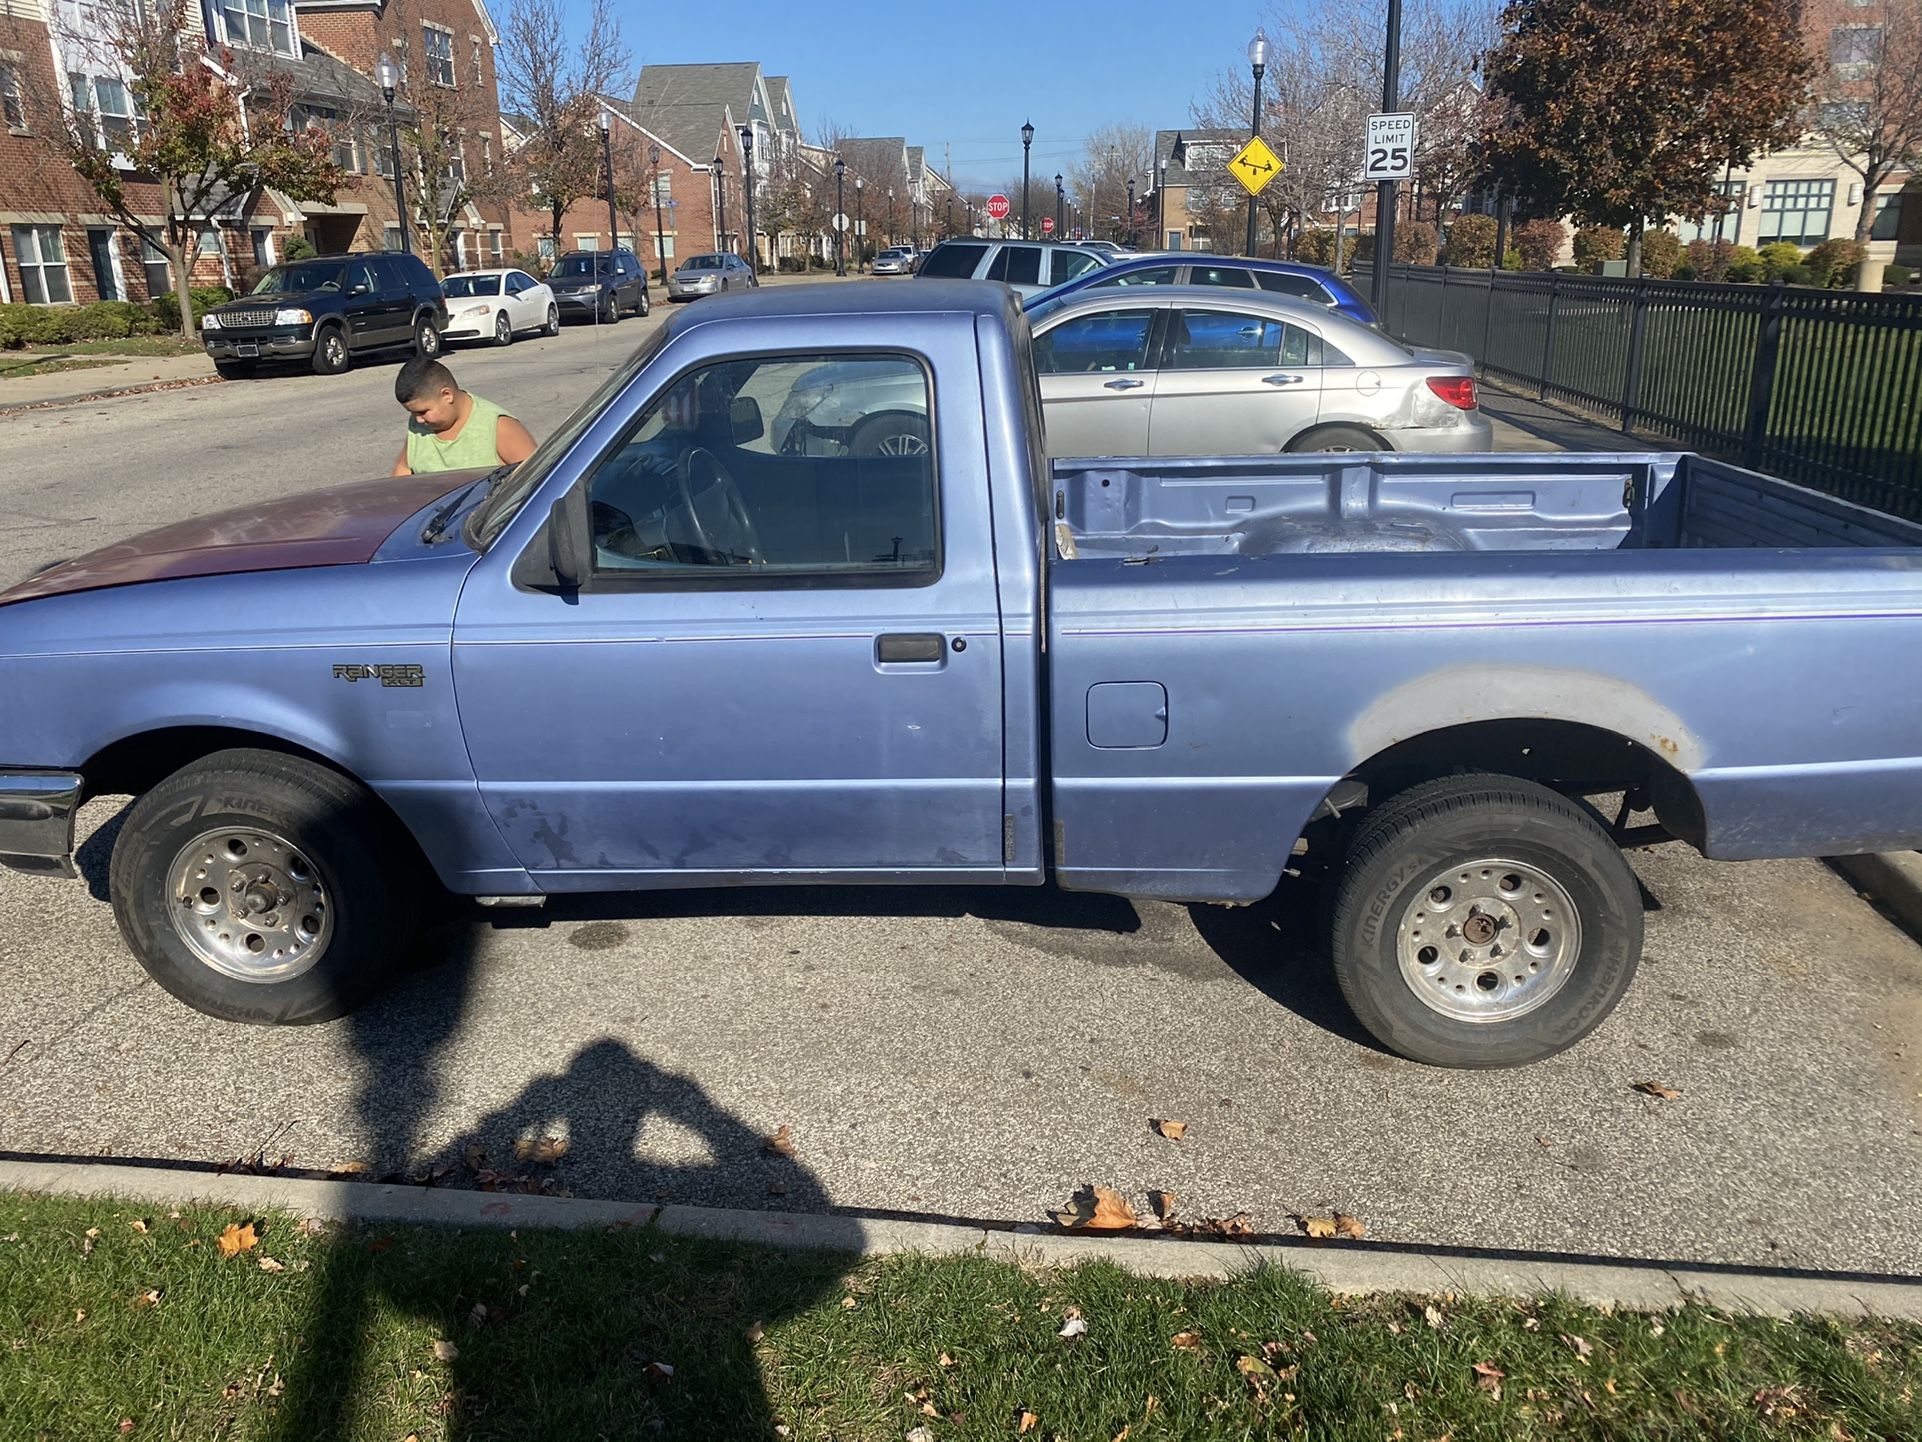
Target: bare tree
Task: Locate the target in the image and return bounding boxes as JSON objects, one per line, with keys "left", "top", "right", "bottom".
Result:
{"left": 496, "top": 0, "right": 630, "bottom": 254}
{"left": 1065, "top": 122, "right": 1153, "bottom": 241}
{"left": 1806, "top": 0, "right": 1922, "bottom": 288}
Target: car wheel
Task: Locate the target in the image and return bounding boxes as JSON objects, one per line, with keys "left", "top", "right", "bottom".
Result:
{"left": 310, "top": 325, "right": 350, "bottom": 376}
{"left": 492, "top": 310, "right": 513, "bottom": 347}
{"left": 1328, "top": 774, "right": 1643, "bottom": 1068}
{"left": 638, "top": 287, "right": 651, "bottom": 317}
{"left": 414, "top": 316, "right": 442, "bottom": 357}
{"left": 108, "top": 749, "right": 423, "bottom": 1024}
{"left": 1287, "top": 424, "right": 1385, "bottom": 453}
{"left": 851, "top": 412, "right": 931, "bottom": 458}
{"left": 214, "top": 360, "right": 256, "bottom": 380}
{"left": 601, "top": 293, "right": 618, "bottom": 324}
{"left": 544, "top": 304, "right": 560, "bottom": 337}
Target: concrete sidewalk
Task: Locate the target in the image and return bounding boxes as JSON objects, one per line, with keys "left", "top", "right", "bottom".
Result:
{"left": 0, "top": 350, "right": 219, "bottom": 410}
{"left": 1481, "top": 382, "right": 1664, "bottom": 454}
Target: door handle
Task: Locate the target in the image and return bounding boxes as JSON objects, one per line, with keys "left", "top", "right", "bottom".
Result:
{"left": 1262, "top": 374, "right": 1305, "bottom": 386}
{"left": 876, "top": 632, "right": 946, "bottom": 663}
{"left": 1103, "top": 377, "right": 1145, "bottom": 390}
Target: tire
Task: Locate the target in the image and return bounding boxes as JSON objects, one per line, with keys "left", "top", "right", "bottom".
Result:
{"left": 1287, "top": 424, "right": 1386, "bottom": 453}
{"left": 851, "top": 411, "right": 931, "bottom": 458}
{"left": 543, "top": 304, "right": 560, "bottom": 337}
{"left": 414, "top": 315, "right": 442, "bottom": 358}
{"left": 108, "top": 749, "right": 421, "bottom": 1025}
{"left": 492, "top": 310, "right": 513, "bottom": 347}
{"left": 310, "top": 325, "right": 350, "bottom": 376}
{"left": 214, "top": 360, "right": 256, "bottom": 380}
{"left": 601, "top": 294, "right": 618, "bottom": 324}
{"left": 637, "top": 287, "right": 651, "bottom": 317}
{"left": 1328, "top": 774, "right": 1643, "bottom": 1068}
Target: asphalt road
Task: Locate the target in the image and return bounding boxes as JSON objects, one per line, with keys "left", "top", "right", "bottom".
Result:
{"left": 2, "top": 303, "right": 1921, "bottom": 1277}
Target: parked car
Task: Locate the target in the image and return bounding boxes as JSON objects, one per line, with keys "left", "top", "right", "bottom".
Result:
{"left": 666, "top": 252, "right": 757, "bottom": 300}
{"left": 915, "top": 238, "right": 1107, "bottom": 297}
{"left": 9, "top": 280, "right": 1920, "bottom": 1072}
{"left": 778, "top": 286, "right": 1487, "bottom": 459}
{"left": 440, "top": 268, "right": 559, "bottom": 346}
{"left": 1031, "top": 254, "right": 1380, "bottom": 326}
{"left": 200, "top": 252, "right": 447, "bottom": 378}
{"left": 871, "top": 247, "right": 916, "bottom": 275}
{"left": 547, "top": 248, "right": 649, "bottom": 322}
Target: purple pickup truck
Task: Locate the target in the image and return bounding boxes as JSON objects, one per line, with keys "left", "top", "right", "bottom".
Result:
{"left": 3, "top": 281, "right": 1920, "bottom": 1068}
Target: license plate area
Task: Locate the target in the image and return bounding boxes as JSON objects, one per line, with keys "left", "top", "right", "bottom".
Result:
{"left": 236, "top": 342, "right": 260, "bottom": 357}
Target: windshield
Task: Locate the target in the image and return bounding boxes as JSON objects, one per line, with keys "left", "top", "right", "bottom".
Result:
{"left": 552, "top": 255, "right": 611, "bottom": 278}
{"left": 679, "top": 255, "right": 723, "bottom": 271}
{"left": 468, "top": 328, "right": 671, "bottom": 550}
{"left": 251, "top": 262, "right": 346, "bottom": 295}
{"left": 442, "top": 274, "right": 502, "bottom": 297}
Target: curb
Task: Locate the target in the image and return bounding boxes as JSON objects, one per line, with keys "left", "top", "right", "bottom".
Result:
{"left": 5, "top": 1157, "right": 1920, "bottom": 1320}
{"left": 0, "top": 374, "right": 224, "bottom": 416}
{"left": 1828, "top": 853, "right": 1922, "bottom": 943}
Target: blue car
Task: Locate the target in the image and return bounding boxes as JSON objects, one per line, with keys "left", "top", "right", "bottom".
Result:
{"left": 1026, "top": 254, "right": 1378, "bottom": 327}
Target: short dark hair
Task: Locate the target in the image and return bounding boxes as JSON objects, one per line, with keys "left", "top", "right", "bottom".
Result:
{"left": 395, "top": 356, "right": 457, "bottom": 403}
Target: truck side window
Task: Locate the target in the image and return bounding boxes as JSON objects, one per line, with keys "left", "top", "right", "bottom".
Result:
{"left": 581, "top": 353, "right": 939, "bottom": 582}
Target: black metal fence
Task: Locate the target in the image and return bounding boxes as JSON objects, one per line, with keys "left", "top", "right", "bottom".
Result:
{"left": 1382, "top": 264, "right": 1922, "bottom": 519}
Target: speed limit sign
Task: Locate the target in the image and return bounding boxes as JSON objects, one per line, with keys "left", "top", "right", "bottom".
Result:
{"left": 1363, "top": 112, "right": 1416, "bottom": 181}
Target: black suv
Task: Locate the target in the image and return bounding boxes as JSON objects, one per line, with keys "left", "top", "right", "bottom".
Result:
{"left": 547, "top": 248, "right": 650, "bottom": 322}
{"left": 201, "top": 252, "right": 448, "bottom": 378}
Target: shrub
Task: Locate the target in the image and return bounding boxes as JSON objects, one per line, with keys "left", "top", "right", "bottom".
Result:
{"left": 1294, "top": 227, "right": 1337, "bottom": 266}
{"left": 1672, "top": 263, "right": 1697, "bottom": 281}
{"left": 1686, "top": 238, "right": 1735, "bottom": 281}
{"left": 1393, "top": 220, "right": 1438, "bottom": 265}
{"left": 1757, "top": 241, "right": 1803, "bottom": 279}
{"left": 1514, "top": 218, "right": 1567, "bottom": 271}
{"left": 1725, "top": 245, "right": 1766, "bottom": 283}
{"left": 1886, "top": 264, "right": 1916, "bottom": 287}
{"left": 1501, "top": 246, "right": 1524, "bottom": 270}
{"left": 1638, "top": 230, "right": 1683, "bottom": 278}
{"left": 0, "top": 303, "right": 73, "bottom": 348}
{"left": 1803, "top": 237, "right": 1866, "bottom": 288}
{"left": 281, "top": 234, "right": 318, "bottom": 261}
{"left": 1351, "top": 233, "right": 1376, "bottom": 269}
{"left": 1572, "top": 226, "right": 1626, "bottom": 269}
{"left": 1444, "top": 213, "right": 1497, "bottom": 267}
{"left": 66, "top": 301, "right": 134, "bottom": 340}
{"left": 150, "top": 285, "right": 233, "bottom": 332}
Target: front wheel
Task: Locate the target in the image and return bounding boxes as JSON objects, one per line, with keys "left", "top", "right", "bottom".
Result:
{"left": 492, "top": 310, "right": 513, "bottom": 347}
{"left": 310, "top": 326, "right": 350, "bottom": 375}
{"left": 108, "top": 750, "right": 421, "bottom": 1024}
{"left": 543, "top": 304, "right": 560, "bottom": 337}
{"left": 1328, "top": 774, "right": 1643, "bottom": 1068}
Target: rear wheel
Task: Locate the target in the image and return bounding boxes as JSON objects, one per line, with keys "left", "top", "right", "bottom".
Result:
{"left": 310, "top": 326, "right": 350, "bottom": 375}
{"left": 637, "top": 287, "right": 651, "bottom": 317}
{"left": 109, "top": 750, "right": 423, "bottom": 1024}
{"left": 851, "top": 411, "right": 931, "bottom": 458}
{"left": 543, "top": 304, "right": 560, "bottom": 337}
{"left": 1328, "top": 774, "right": 1643, "bottom": 1068}
{"left": 1287, "top": 424, "right": 1385, "bottom": 453}
{"left": 414, "top": 316, "right": 442, "bottom": 357}
{"left": 492, "top": 310, "right": 513, "bottom": 347}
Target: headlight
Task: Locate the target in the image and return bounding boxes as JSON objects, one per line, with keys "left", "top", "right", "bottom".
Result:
{"left": 461, "top": 303, "right": 492, "bottom": 317}
{"left": 273, "top": 308, "right": 312, "bottom": 326}
{"left": 201, "top": 314, "right": 220, "bottom": 330}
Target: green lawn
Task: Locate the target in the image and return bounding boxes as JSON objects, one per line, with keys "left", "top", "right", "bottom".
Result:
{"left": 0, "top": 335, "right": 203, "bottom": 381}
{"left": 2, "top": 1192, "right": 1918, "bottom": 1440}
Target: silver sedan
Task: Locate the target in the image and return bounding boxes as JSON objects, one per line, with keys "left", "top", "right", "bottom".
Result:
{"left": 1025, "top": 286, "right": 1494, "bottom": 458}
{"left": 666, "top": 252, "right": 757, "bottom": 300}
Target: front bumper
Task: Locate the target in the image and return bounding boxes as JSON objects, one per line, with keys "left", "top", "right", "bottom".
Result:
{"left": 444, "top": 309, "right": 500, "bottom": 340}
{"left": 668, "top": 281, "right": 718, "bottom": 299}
{"left": 554, "top": 291, "right": 609, "bottom": 314}
{"left": 203, "top": 326, "right": 316, "bottom": 361}
{"left": 0, "top": 770, "right": 82, "bottom": 877}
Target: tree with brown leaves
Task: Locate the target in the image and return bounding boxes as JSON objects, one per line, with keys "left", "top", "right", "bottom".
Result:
{"left": 1805, "top": 0, "right": 1922, "bottom": 288}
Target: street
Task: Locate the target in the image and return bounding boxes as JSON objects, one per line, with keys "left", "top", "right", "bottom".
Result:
{"left": 3, "top": 305, "right": 1921, "bottom": 1278}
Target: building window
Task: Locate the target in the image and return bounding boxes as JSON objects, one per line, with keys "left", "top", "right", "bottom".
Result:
{"left": 197, "top": 229, "right": 224, "bottom": 257}
{"left": 1678, "top": 179, "right": 1745, "bottom": 245}
{"left": 69, "top": 74, "right": 137, "bottom": 151}
{"left": 292, "top": 104, "right": 358, "bottom": 172}
{"left": 442, "top": 143, "right": 466, "bottom": 188}
{"left": 1830, "top": 24, "right": 1883, "bottom": 63}
{"left": 576, "top": 234, "right": 599, "bottom": 251}
{"left": 536, "top": 234, "right": 556, "bottom": 262}
{"left": 651, "top": 174, "right": 672, "bottom": 206}
{"left": 12, "top": 225, "right": 74, "bottom": 304}
{"left": 87, "top": 229, "right": 119, "bottom": 300}
{"left": 371, "top": 129, "right": 393, "bottom": 178}
{"left": 489, "top": 230, "right": 503, "bottom": 263}
{"left": 383, "top": 224, "right": 403, "bottom": 251}
{"left": 481, "top": 134, "right": 493, "bottom": 175}
{"left": 1759, "top": 179, "right": 1835, "bottom": 247}
{"left": 424, "top": 26, "right": 455, "bottom": 87}
{"left": 1872, "top": 193, "right": 1903, "bottom": 242}
{"left": 223, "top": 0, "right": 294, "bottom": 57}
{"left": 1167, "top": 230, "right": 1182, "bottom": 250}
{"left": 251, "top": 228, "right": 273, "bottom": 267}
{"left": 1, "top": 59, "right": 24, "bottom": 130}
{"left": 470, "top": 36, "right": 483, "bottom": 86}
{"left": 140, "top": 236, "right": 169, "bottom": 296}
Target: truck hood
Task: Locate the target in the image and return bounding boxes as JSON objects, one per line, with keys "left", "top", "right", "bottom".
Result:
{"left": 0, "top": 472, "right": 471, "bottom": 609}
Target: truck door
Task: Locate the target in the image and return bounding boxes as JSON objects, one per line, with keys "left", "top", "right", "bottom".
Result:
{"left": 451, "top": 332, "right": 1009, "bottom": 885}
{"left": 1146, "top": 305, "right": 1326, "bottom": 455}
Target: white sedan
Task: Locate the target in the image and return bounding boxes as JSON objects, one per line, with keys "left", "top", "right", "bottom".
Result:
{"left": 440, "top": 268, "right": 559, "bottom": 346}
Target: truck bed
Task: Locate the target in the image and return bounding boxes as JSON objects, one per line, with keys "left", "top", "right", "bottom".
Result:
{"left": 1053, "top": 452, "right": 1922, "bottom": 559}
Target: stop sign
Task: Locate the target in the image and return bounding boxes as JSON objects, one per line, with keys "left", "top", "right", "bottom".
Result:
{"left": 986, "top": 194, "right": 1011, "bottom": 221}
{"left": 1041, "top": 217, "right": 1056, "bottom": 234}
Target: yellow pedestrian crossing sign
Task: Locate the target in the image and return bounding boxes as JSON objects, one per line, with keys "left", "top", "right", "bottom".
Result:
{"left": 1228, "top": 136, "right": 1284, "bottom": 197}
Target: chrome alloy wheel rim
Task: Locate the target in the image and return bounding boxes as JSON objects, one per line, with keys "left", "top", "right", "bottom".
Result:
{"left": 166, "top": 828, "right": 332, "bottom": 982}
{"left": 1396, "top": 857, "right": 1581, "bottom": 1023}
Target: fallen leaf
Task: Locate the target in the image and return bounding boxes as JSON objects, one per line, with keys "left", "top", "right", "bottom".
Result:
{"left": 1474, "top": 1361, "right": 1505, "bottom": 1400}
{"left": 83, "top": 1226, "right": 101, "bottom": 1256}
{"left": 432, "top": 1340, "right": 459, "bottom": 1362}
{"left": 257, "top": 1256, "right": 285, "bottom": 1274}
{"left": 514, "top": 1136, "right": 569, "bottom": 1164}
{"left": 746, "top": 1320, "right": 765, "bottom": 1344}
{"left": 1632, "top": 1080, "right": 1682, "bottom": 1100}
{"left": 1171, "top": 1331, "right": 1202, "bottom": 1351}
{"left": 1148, "top": 1190, "right": 1177, "bottom": 1223}
{"left": 905, "top": 1429, "right": 934, "bottom": 1442}
{"left": 1298, "top": 1215, "right": 1336, "bottom": 1239}
{"left": 920, "top": 1401, "right": 940, "bottom": 1417}
{"left": 118, "top": 1420, "right": 134, "bottom": 1435}
{"left": 1562, "top": 1333, "right": 1594, "bottom": 1361}
{"left": 841, "top": 1295, "right": 858, "bottom": 1310}
{"left": 74, "top": 1309, "right": 86, "bottom": 1323}
{"left": 328, "top": 1161, "right": 368, "bottom": 1177}
{"left": 1650, "top": 1320, "right": 1665, "bottom": 1337}
{"left": 1236, "top": 1353, "right": 1277, "bottom": 1398}
{"left": 129, "top": 1219, "right": 149, "bottom": 1234}
{"left": 1523, "top": 1317, "right": 1541, "bottom": 1332}
{"left": 1111, "top": 1428, "right": 1131, "bottom": 1442}
{"left": 937, "top": 1352, "right": 954, "bottom": 1367}
{"left": 763, "top": 1125, "right": 797, "bottom": 1159}
{"left": 132, "top": 1289, "right": 161, "bottom": 1308}
{"left": 216, "top": 1223, "right": 258, "bottom": 1258}
{"left": 1333, "top": 1213, "right": 1366, "bottom": 1240}
{"left": 1019, "top": 1412, "right": 1039, "bottom": 1435}
{"left": 645, "top": 1361, "right": 675, "bottom": 1381}
{"left": 1059, "top": 1315, "right": 1089, "bottom": 1341}
{"left": 1055, "top": 1184, "right": 1138, "bottom": 1231}
{"left": 1151, "top": 1118, "right": 1187, "bottom": 1141}
{"left": 1424, "top": 1304, "right": 1444, "bottom": 1330}
{"left": 294, "top": 1218, "right": 326, "bottom": 1237}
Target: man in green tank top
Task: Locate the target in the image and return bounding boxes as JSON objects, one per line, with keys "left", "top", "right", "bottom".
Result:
{"left": 391, "top": 357, "right": 537, "bottom": 476}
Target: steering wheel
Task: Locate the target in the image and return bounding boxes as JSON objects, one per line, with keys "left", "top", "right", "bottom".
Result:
{"left": 670, "top": 445, "right": 764, "bottom": 564}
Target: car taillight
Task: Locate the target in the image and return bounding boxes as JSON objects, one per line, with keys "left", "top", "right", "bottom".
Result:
{"left": 1425, "top": 376, "right": 1478, "bottom": 409}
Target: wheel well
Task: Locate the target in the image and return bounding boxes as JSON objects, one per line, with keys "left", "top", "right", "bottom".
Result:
{"left": 1331, "top": 719, "right": 1706, "bottom": 850}
{"left": 86, "top": 727, "right": 356, "bottom": 805}
{"left": 1287, "top": 421, "right": 1392, "bottom": 452}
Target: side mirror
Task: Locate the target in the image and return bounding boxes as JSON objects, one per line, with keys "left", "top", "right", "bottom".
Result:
{"left": 348, "top": 282, "right": 370, "bottom": 296}
{"left": 547, "top": 490, "right": 588, "bottom": 588}
{"left": 730, "top": 396, "right": 764, "bottom": 446}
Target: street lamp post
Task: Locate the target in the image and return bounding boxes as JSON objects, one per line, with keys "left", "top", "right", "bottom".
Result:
{"left": 834, "top": 155, "right": 847, "bottom": 276}
{"left": 1245, "top": 27, "right": 1268, "bottom": 256}
{"left": 1126, "top": 178, "right": 1136, "bottom": 246}
{"left": 597, "top": 109, "right": 620, "bottom": 258}
{"left": 375, "top": 53, "right": 410, "bottom": 255}
{"left": 738, "top": 124, "right": 757, "bottom": 274}
{"left": 855, "top": 174, "right": 865, "bottom": 269}
{"left": 648, "top": 142, "right": 668, "bottom": 284}
{"left": 1372, "top": 0, "right": 1403, "bottom": 315}
{"left": 1054, "top": 173, "right": 1064, "bottom": 236}
{"left": 887, "top": 186, "right": 895, "bottom": 245}
{"left": 1020, "top": 120, "right": 1034, "bottom": 239}
{"left": 1157, "top": 158, "right": 1167, "bottom": 249}
{"left": 713, "top": 153, "right": 727, "bottom": 253}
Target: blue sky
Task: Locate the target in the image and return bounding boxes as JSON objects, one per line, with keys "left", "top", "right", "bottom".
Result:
{"left": 621, "top": 2, "right": 1266, "bottom": 188}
